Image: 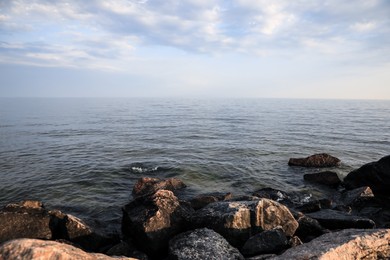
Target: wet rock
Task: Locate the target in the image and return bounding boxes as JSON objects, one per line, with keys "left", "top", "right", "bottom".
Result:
{"left": 307, "top": 209, "right": 375, "bottom": 230}
{"left": 252, "top": 188, "right": 290, "bottom": 203}
{"left": 0, "top": 238, "right": 135, "bottom": 260}
{"left": 303, "top": 171, "right": 341, "bottom": 187}
{"left": 294, "top": 215, "right": 326, "bottom": 242}
{"left": 132, "top": 177, "right": 186, "bottom": 198}
{"left": 288, "top": 153, "right": 341, "bottom": 167}
{"left": 190, "top": 192, "right": 232, "bottom": 210}
{"left": 241, "top": 228, "right": 288, "bottom": 256}
{"left": 169, "top": 228, "right": 244, "bottom": 260}
{"left": 191, "top": 198, "right": 298, "bottom": 247}
{"left": 122, "top": 189, "right": 193, "bottom": 257}
{"left": 106, "top": 240, "right": 148, "bottom": 259}
{"left": 272, "top": 229, "right": 390, "bottom": 260}
{"left": 341, "top": 186, "right": 374, "bottom": 206}
{"left": 295, "top": 198, "right": 333, "bottom": 213}
{"left": 343, "top": 155, "right": 390, "bottom": 196}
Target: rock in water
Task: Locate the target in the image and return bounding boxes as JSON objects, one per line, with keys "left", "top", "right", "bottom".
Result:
{"left": 122, "top": 189, "right": 194, "bottom": 257}
{"left": 169, "top": 228, "right": 244, "bottom": 260}
{"left": 241, "top": 228, "right": 288, "bottom": 256}
{"left": 0, "top": 239, "right": 136, "bottom": 260}
{"left": 343, "top": 155, "right": 390, "bottom": 196}
{"left": 132, "top": 177, "right": 186, "bottom": 198}
{"left": 303, "top": 171, "right": 341, "bottom": 187}
{"left": 272, "top": 229, "right": 390, "bottom": 259}
{"left": 340, "top": 186, "right": 374, "bottom": 206}
{"left": 288, "top": 153, "right": 341, "bottom": 167}
{"left": 191, "top": 198, "right": 298, "bottom": 247}
{"left": 307, "top": 209, "right": 375, "bottom": 229}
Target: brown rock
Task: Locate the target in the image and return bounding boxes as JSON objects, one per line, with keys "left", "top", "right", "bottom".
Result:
{"left": 288, "top": 153, "right": 341, "bottom": 167}
{"left": 190, "top": 192, "right": 233, "bottom": 210}
{"left": 0, "top": 239, "right": 136, "bottom": 260}
{"left": 272, "top": 229, "right": 390, "bottom": 259}
{"left": 304, "top": 171, "right": 341, "bottom": 187}
{"left": 132, "top": 177, "right": 186, "bottom": 198}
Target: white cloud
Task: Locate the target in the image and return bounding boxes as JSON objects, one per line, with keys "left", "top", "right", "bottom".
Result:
{"left": 351, "top": 21, "right": 377, "bottom": 32}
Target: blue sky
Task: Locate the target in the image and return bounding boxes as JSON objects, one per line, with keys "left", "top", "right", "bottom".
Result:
{"left": 1, "top": 0, "right": 389, "bottom": 99}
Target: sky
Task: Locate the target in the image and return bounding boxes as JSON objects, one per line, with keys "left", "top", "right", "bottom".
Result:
{"left": 0, "top": 0, "right": 389, "bottom": 99}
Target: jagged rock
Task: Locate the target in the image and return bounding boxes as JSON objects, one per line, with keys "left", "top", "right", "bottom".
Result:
{"left": 288, "top": 153, "right": 341, "bottom": 167}
{"left": 343, "top": 155, "right": 390, "bottom": 196}
{"left": 132, "top": 177, "right": 186, "bottom": 198}
{"left": 169, "top": 228, "right": 244, "bottom": 260}
{"left": 304, "top": 171, "right": 341, "bottom": 187}
{"left": 191, "top": 198, "right": 298, "bottom": 247}
{"left": 294, "top": 215, "right": 326, "bottom": 242}
{"left": 307, "top": 209, "right": 375, "bottom": 230}
{"left": 241, "top": 228, "right": 288, "bottom": 256}
{"left": 190, "top": 192, "right": 232, "bottom": 210}
{"left": 272, "top": 229, "right": 390, "bottom": 259}
{"left": 122, "top": 189, "right": 193, "bottom": 257}
{"left": 0, "top": 239, "right": 135, "bottom": 259}
{"left": 341, "top": 186, "right": 374, "bottom": 206}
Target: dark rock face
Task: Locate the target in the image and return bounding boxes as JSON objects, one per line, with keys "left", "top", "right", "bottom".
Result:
{"left": 343, "top": 155, "right": 390, "bottom": 196}
{"left": 303, "top": 171, "right": 341, "bottom": 187}
{"left": 294, "top": 216, "right": 326, "bottom": 242}
{"left": 169, "top": 228, "right": 244, "bottom": 260}
{"left": 340, "top": 186, "right": 374, "bottom": 207}
{"left": 273, "top": 229, "right": 390, "bottom": 260}
{"left": 191, "top": 199, "right": 298, "bottom": 247}
{"left": 288, "top": 153, "right": 341, "bottom": 167}
{"left": 190, "top": 192, "right": 232, "bottom": 210}
{"left": 241, "top": 228, "right": 288, "bottom": 256}
{"left": 122, "top": 189, "right": 193, "bottom": 257}
{"left": 106, "top": 240, "right": 148, "bottom": 259}
{"left": 132, "top": 177, "right": 186, "bottom": 198}
{"left": 307, "top": 209, "right": 375, "bottom": 230}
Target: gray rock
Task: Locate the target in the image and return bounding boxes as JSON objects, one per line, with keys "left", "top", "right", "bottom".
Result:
{"left": 272, "top": 229, "right": 390, "bottom": 259}
{"left": 169, "top": 228, "right": 244, "bottom": 260}
{"left": 294, "top": 215, "right": 325, "bottom": 242}
{"left": 340, "top": 186, "right": 374, "bottom": 206}
{"left": 241, "top": 228, "right": 288, "bottom": 256}
{"left": 307, "top": 209, "right": 375, "bottom": 230}
{"left": 288, "top": 153, "right": 341, "bottom": 167}
{"left": 343, "top": 155, "right": 390, "bottom": 196}
{"left": 304, "top": 171, "right": 341, "bottom": 187}
{"left": 191, "top": 199, "right": 298, "bottom": 247}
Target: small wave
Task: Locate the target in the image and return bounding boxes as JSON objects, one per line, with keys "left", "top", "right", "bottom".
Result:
{"left": 130, "top": 166, "right": 159, "bottom": 173}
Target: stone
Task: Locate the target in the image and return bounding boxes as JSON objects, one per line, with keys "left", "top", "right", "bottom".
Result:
{"left": 303, "top": 171, "right": 341, "bottom": 187}
{"left": 307, "top": 209, "right": 375, "bottom": 230}
{"left": 272, "top": 229, "right": 390, "bottom": 259}
{"left": 122, "top": 189, "right": 193, "bottom": 257}
{"left": 294, "top": 215, "right": 325, "bottom": 242}
{"left": 288, "top": 153, "right": 341, "bottom": 167}
{"left": 343, "top": 155, "right": 390, "bottom": 196}
{"left": 289, "top": 236, "right": 303, "bottom": 247}
{"left": 252, "top": 188, "right": 290, "bottom": 203}
{"left": 190, "top": 192, "right": 233, "bottom": 210}
{"left": 169, "top": 228, "right": 244, "bottom": 260}
{"left": 0, "top": 239, "right": 135, "bottom": 259}
{"left": 132, "top": 177, "right": 186, "bottom": 198}
{"left": 241, "top": 228, "right": 288, "bottom": 256}
{"left": 191, "top": 198, "right": 298, "bottom": 247}
{"left": 106, "top": 240, "right": 148, "bottom": 259}
{"left": 340, "top": 186, "right": 374, "bottom": 206}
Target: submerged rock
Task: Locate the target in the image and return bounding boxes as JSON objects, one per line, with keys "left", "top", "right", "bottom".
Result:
{"left": 122, "top": 189, "right": 193, "bottom": 257}
{"left": 288, "top": 153, "right": 341, "bottom": 167}
{"left": 241, "top": 228, "right": 288, "bottom": 256}
{"left": 0, "top": 239, "right": 135, "bottom": 260}
{"left": 272, "top": 229, "right": 390, "bottom": 260}
{"left": 303, "top": 171, "right": 341, "bottom": 187}
{"left": 169, "top": 228, "right": 244, "bottom": 260}
{"left": 191, "top": 198, "right": 298, "bottom": 247}
{"left": 343, "top": 155, "right": 390, "bottom": 196}
{"left": 132, "top": 177, "right": 186, "bottom": 198}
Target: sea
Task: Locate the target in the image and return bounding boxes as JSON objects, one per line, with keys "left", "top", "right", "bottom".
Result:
{"left": 0, "top": 98, "right": 389, "bottom": 233}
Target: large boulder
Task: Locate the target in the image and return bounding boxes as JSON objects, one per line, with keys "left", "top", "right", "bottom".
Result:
{"left": 191, "top": 198, "right": 298, "bottom": 247}
{"left": 340, "top": 186, "right": 374, "bottom": 207}
{"left": 169, "top": 228, "right": 244, "bottom": 260}
{"left": 132, "top": 177, "right": 186, "bottom": 198}
{"left": 303, "top": 171, "right": 341, "bottom": 187}
{"left": 0, "top": 239, "right": 135, "bottom": 260}
{"left": 272, "top": 229, "right": 390, "bottom": 259}
{"left": 343, "top": 155, "right": 390, "bottom": 196}
{"left": 122, "top": 189, "right": 193, "bottom": 257}
{"left": 241, "top": 228, "right": 288, "bottom": 256}
{"left": 288, "top": 153, "right": 341, "bottom": 167}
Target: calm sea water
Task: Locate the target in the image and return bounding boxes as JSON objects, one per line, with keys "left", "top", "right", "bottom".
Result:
{"left": 0, "top": 98, "right": 389, "bottom": 233}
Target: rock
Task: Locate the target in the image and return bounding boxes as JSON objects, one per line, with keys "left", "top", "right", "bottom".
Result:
{"left": 241, "top": 228, "right": 288, "bottom": 256}
{"left": 343, "top": 155, "right": 390, "bottom": 196}
{"left": 294, "top": 216, "right": 325, "bottom": 242}
{"left": 132, "top": 177, "right": 186, "bottom": 198}
{"left": 295, "top": 198, "right": 333, "bottom": 213}
{"left": 307, "top": 209, "right": 375, "bottom": 230}
{"left": 106, "top": 240, "right": 148, "bottom": 259}
{"left": 169, "top": 228, "right": 244, "bottom": 260}
{"left": 340, "top": 186, "right": 374, "bottom": 206}
{"left": 272, "top": 229, "right": 390, "bottom": 259}
{"left": 303, "top": 171, "right": 341, "bottom": 187}
{"left": 252, "top": 188, "right": 290, "bottom": 203}
{"left": 0, "top": 238, "right": 135, "bottom": 259}
{"left": 191, "top": 198, "right": 298, "bottom": 247}
{"left": 289, "top": 236, "right": 303, "bottom": 247}
{"left": 190, "top": 192, "right": 232, "bottom": 210}
{"left": 288, "top": 153, "right": 341, "bottom": 167}
{"left": 122, "top": 189, "right": 193, "bottom": 257}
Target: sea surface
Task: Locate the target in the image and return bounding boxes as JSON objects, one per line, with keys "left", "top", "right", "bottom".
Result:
{"left": 0, "top": 98, "right": 389, "bottom": 233}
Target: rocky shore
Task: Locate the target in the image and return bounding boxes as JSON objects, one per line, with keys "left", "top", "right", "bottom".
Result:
{"left": 0, "top": 154, "right": 389, "bottom": 259}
